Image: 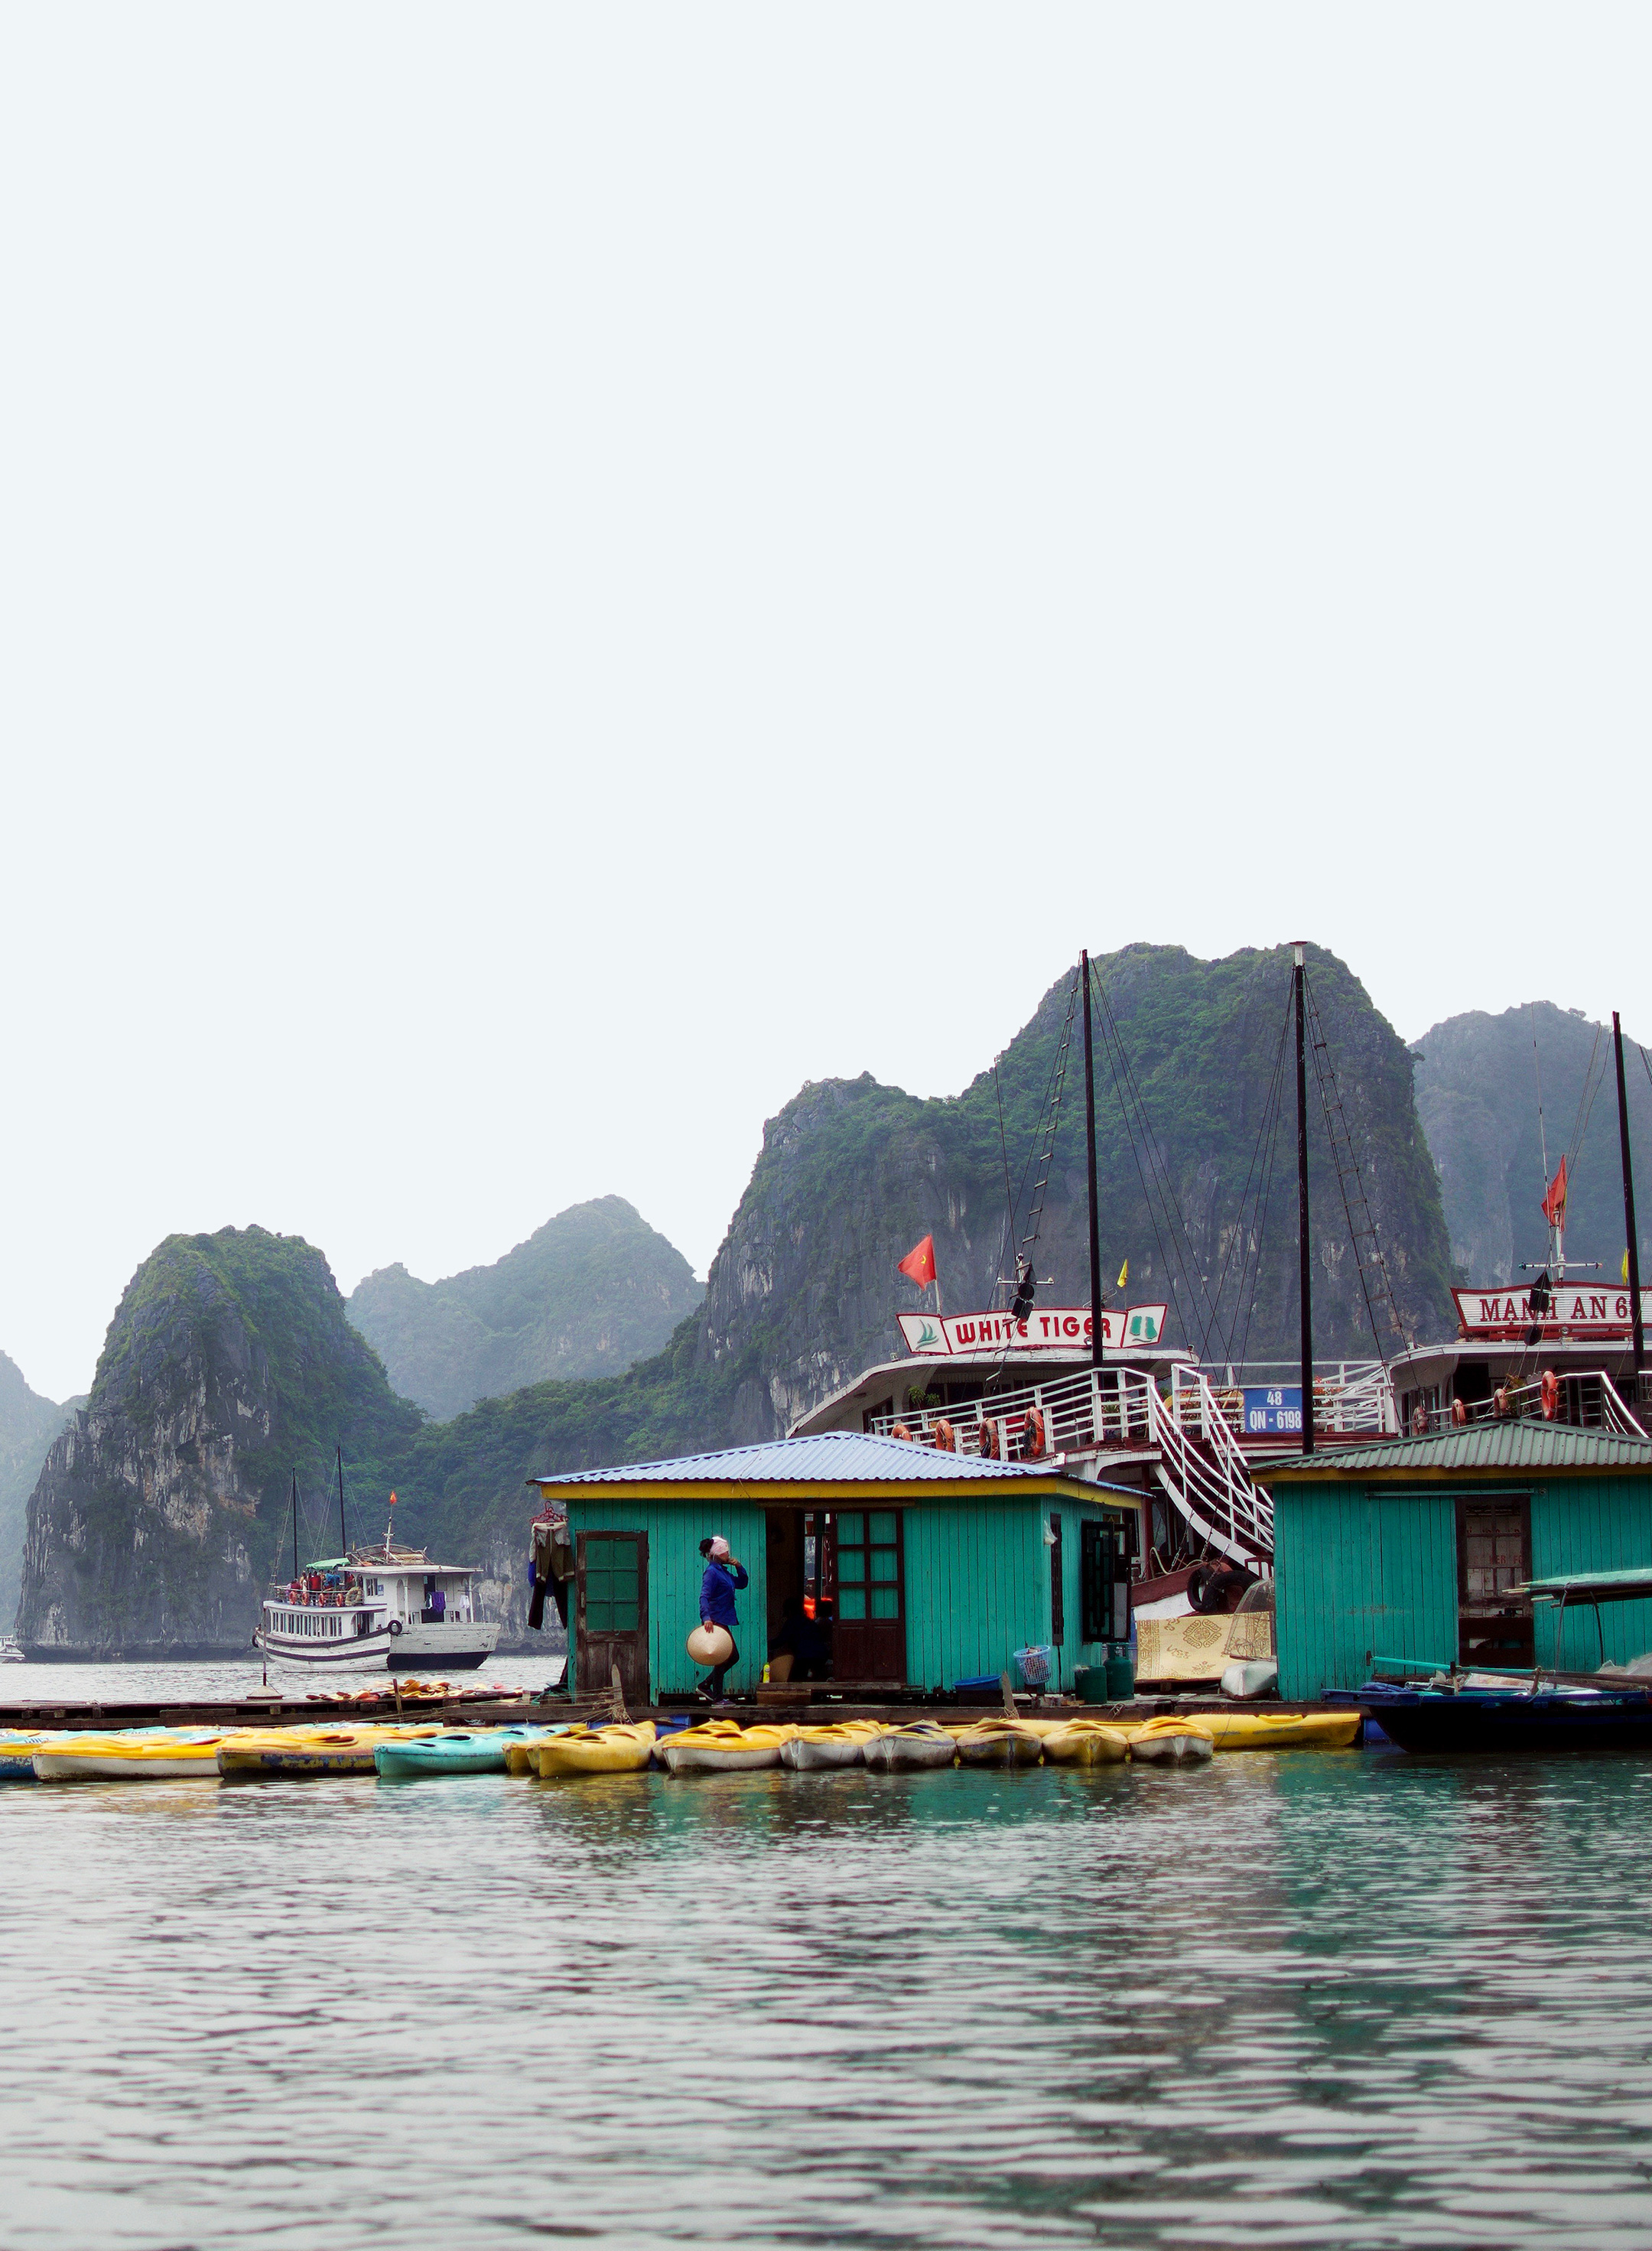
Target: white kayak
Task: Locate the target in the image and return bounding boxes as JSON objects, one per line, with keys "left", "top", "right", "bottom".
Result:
{"left": 862, "top": 1723, "right": 958, "bottom": 1771}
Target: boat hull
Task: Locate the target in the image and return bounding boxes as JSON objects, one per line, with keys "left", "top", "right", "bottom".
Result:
{"left": 863, "top": 1729, "right": 957, "bottom": 1771}
{"left": 255, "top": 1621, "right": 500, "bottom": 1673}
{"left": 1371, "top": 1690, "right": 1652, "bottom": 1755}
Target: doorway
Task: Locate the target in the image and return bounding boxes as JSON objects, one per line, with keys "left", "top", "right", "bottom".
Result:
{"left": 1455, "top": 1498, "right": 1533, "bottom": 1670}
{"left": 831, "top": 1508, "right": 907, "bottom": 1684}
{"left": 575, "top": 1530, "right": 650, "bottom": 1705}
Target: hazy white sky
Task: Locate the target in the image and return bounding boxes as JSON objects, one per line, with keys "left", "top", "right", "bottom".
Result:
{"left": 2, "top": 7, "right": 1647, "bottom": 1400}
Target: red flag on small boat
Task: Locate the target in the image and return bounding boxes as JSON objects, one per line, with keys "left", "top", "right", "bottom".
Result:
{"left": 897, "top": 1234, "right": 937, "bottom": 1289}
{"left": 1540, "top": 1158, "right": 1568, "bottom": 1228}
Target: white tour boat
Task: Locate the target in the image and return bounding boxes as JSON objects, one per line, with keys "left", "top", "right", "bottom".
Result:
{"left": 255, "top": 1540, "right": 499, "bottom": 1674}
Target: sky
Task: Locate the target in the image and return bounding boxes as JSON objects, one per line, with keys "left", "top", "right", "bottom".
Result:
{"left": 2, "top": 7, "right": 1647, "bottom": 1401}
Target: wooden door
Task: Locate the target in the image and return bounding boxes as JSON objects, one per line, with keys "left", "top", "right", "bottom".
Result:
{"left": 1456, "top": 1498, "right": 1533, "bottom": 1670}
{"left": 831, "top": 1508, "right": 906, "bottom": 1683}
{"left": 576, "top": 1531, "right": 650, "bottom": 1705}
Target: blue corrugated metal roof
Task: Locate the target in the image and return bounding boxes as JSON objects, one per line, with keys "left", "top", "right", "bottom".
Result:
{"left": 1258, "top": 1418, "right": 1652, "bottom": 1481}
{"left": 529, "top": 1430, "right": 1077, "bottom": 1488}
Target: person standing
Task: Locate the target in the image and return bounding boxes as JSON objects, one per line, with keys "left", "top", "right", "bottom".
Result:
{"left": 698, "top": 1534, "right": 748, "bottom": 1701}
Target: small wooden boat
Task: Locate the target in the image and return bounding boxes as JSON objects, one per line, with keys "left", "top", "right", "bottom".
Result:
{"left": 1362, "top": 1683, "right": 1652, "bottom": 1755}
{"left": 779, "top": 1722, "right": 883, "bottom": 1771}
{"left": 659, "top": 1721, "right": 797, "bottom": 1774}
{"left": 1041, "top": 1719, "right": 1130, "bottom": 1765}
{"left": 951, "top": 1718, "right": 1046, "bottom": 1768}
{"left": 861, "top": 1722, "right": 958, "bottom": 1771}
{"left": 1124, "top": 1716, "right": 1215, "bottom": 1765}
{"left": 537, "top": 1723, "right": 658, "bottom": 1778}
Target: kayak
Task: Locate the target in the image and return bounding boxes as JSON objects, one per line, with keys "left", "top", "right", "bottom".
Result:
{"left": 1041, "top": 1719, "right": 1130, "bottom": 1766}
{"left": 659, "top": 1721, "right": 798, "bottom": 1774}
{"left": 219, "top": 1726, "right": 444, "bottom": 1778}
{"left": 375, "top": 1729, "right": 529, "bottom": 1778}
{"left": 33, "top": 1732, "right": 230, "bottom": 1781}
{"left": 1124, "top": 1716, "right": 1215, "bottom": 1765}
{"left": 0, "top": 1732, "right": 54, "bottom": 1781}
{"left": 537, "top": 1723, "right": 658, "bottom": 1778}
{"left": 779, "top": 1722, "right": 883, "bottom": 1771}
{"left": 1202, "top": 1710, "right": 1361, "bottom": 1752}
{"left": 862, "top": 1722, "right": 957, "bottom": 1772}
{"left": 951, "top": 1719, "right": 1046, "bottom": 1768}
{"left": 503, "top": 1726, "right": 580, "bottom": 1775}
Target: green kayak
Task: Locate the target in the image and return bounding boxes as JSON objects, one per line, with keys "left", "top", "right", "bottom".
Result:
{"left": 374, "top": 1727, "right": 541, "bottom": 1779}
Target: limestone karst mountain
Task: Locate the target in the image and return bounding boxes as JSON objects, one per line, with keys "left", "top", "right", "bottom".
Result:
{"left": 346, "top": 1197, "right": 703, "bottom": 1420}
{"left": 1413, "top": 1002, "right": 1652, "bottom": 1285}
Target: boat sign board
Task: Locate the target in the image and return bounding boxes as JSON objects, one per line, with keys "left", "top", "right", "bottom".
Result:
{"left": 897, "top": 1305, "right": 1169, "bottom": 1357}
{"left": 1243, "top": 1385, "right": 1303, "bottom": 1435}
{"left": 1454, "top": 1285, "right": 1652, "bottom": 1339}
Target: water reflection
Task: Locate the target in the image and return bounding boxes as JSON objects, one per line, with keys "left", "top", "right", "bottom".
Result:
{"left": 2, "top": 1750, "right": 1650, "bottom": 2246}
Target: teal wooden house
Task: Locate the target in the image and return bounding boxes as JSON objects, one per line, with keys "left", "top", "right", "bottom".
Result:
{"left": 528, "top": 1431, "right": 1143, "bottom": 1703}
{"left": 1256, "top": 1422, "right": 1652, "bottom": 1697}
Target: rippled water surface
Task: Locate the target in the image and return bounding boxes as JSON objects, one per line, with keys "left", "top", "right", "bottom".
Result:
{"left": 3, "top": 1686, "right": 1650, "bottom": 2249}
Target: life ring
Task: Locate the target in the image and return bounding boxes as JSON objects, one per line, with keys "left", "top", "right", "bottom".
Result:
{"left": 1541, "top": 1369, "right": 1560, "bottom": 1420}
{"left": 978, "top": 1416, "right": 1000, "bottom": 1461}
{"left": 933, "top": 1417, "right": 956, "bottom": 1452}
{"left": 1023, "top": 1405, "right": 1048, "bottom": 1459}
{"left": 388, "top": 1618, "right": 403, "bottom": 1637}
{"left": 890, "top": 1421, "right": 913, "bottom": 1442}
{"left": 1451, "top": 1397, "right": 1468, "bottom": 1426}
{"left": 1410, "top": 1404, "right": 1429, "bottom": 1436}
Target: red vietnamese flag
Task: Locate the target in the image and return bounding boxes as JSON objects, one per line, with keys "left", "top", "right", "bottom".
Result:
{"left": 897, "top": 1234, "right": 937, "bottom": 1289}
{"left": 1540, "top": 1157, "right": 1568, "bottom": 1228}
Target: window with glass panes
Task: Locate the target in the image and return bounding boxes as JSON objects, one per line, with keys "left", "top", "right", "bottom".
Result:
{"left": 835, "top": 1510, "right": 901, "bottom": 1623}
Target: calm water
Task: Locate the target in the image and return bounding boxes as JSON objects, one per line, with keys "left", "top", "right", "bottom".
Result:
{"left": 2, "top": 1686, "right": 1651, "bottom": 2250}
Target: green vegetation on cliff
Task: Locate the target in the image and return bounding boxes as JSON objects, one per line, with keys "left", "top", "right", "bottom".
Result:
{"left": 346, "top": 1197, "right": 703, "bottom": 1420}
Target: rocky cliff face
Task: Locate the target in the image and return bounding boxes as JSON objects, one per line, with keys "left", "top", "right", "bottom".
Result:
{"left": 346, "top": 1196, "right": 703, "bottom": 1420}
{"left": 17, "top": 1228, "right": 421, "bottom": 1654}
{"left": 1413, "top": 1003, "right": 1652, "bottom": 1283}
{"left": 0, "top": 1354, "right": 73, "bottom": 1631}
{"left": 695, "top": 942, "right": 1457, "bottom": 1439}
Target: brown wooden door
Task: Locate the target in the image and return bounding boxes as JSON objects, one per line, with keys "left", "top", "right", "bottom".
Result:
{"left": 831, "top": 1508, "right": 906, "bottom": 1683}
{"left": 576, "top": 1531, "right": 650, "bottom": 1704}
{"left": 1456, "top": 1498, "right": 1533, "bottom": 1670}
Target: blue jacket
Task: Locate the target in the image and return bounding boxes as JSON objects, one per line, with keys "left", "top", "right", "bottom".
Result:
{"left": 701, "top": 1558, "right": 748, "bottom": 1629}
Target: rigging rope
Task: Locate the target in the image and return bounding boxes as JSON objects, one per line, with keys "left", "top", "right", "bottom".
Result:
{"left": 1301, "top": 964, "right": 1412, "bottom": 1361}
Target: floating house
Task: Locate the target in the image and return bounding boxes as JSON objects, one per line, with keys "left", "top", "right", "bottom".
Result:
{"left": 1255, "top": 1421, "right": 1652, "bottom": 1696}
{"left": 528, "top": 1431, "right": 1143, "bottom": 1703}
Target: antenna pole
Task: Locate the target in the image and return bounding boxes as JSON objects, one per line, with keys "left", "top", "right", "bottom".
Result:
{"left": 1081, "top": 950, "right": 1104, "bottom": 1371}
{"left": 1294, "top": 945, "right": 1314, "bottom": 1456}
{"left": 337, "top": 1445, "right": 348, "bottom": 1557}
{"left": 1614, "top": 1011, "right": 1644, "bottom": 1378}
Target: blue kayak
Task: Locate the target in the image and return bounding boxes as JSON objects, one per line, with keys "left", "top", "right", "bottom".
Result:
{"left": 375, "top": 1730, "right": 521, "bottom": 1778}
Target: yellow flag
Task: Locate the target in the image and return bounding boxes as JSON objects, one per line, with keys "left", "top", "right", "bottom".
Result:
{"left": 1117, "top": 1257, "right": 1129, "bottom": 1290}
{"left": 1625, "top": 1249, "right": 1632, "bottom": 1283}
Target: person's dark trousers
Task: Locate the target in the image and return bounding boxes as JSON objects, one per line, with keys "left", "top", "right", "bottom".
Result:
{"left": 703, "top": 1635, "right": 740, "bottom": 1698}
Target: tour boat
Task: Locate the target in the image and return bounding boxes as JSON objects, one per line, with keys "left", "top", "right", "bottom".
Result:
{"left": 254, "top": 1541, "right": 499, "bottom": 1674}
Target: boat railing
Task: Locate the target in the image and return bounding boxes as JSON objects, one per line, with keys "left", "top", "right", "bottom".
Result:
{"left": 867, "top": 1362, "right": 1274, "bottom": 1567}
{"left": 1184, "top": 1359, "right": 1396, "bottom": 1436}
{"left": 1407, "top": 1368, "right": 1650, "bottom": 1439}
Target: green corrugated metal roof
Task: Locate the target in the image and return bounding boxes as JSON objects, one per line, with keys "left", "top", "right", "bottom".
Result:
{"left": 1257, "top": 1418, "right": 1652, "bottom": 1482}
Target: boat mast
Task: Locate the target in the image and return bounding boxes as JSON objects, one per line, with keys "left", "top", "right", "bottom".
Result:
{"left": 1081, "top": 949, "right": 1104, "bottom": 1372}
{"left": 337, "top": 1445, "right": 349, "bottom": 1558}
{"left": 291, "top": 1472, "right": 299, "bottom": 1580}
{"left": 1293, "top": 944, "right": 1314, "bottom": 1456}
{"left": 1613, "top": 1010, "right": 1644, "bottom": 1381}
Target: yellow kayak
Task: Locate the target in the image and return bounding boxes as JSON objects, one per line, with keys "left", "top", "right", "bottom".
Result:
{"left": 779, "top": 1721, "right": 884, "bottom": 1771}
{"left": 1041, "top": 1719, "right": 1130, "bottom": 1766}
{"left": 1200, "top": 1710, "right": 1361, "bottom": 1752}
{"left": 34, "top": 1732, "right": 232, "bottom": 1781}
{"left": 951, "top": 1718, "right": 1046, "bottom": 1768}
{"left": 659, "top": 1721, "right": 798, "bottom": 1774}
{"left": 1122, "top": 1715, "right": 1215, "bottom": 1765}
{"left": 537, "top": 1723, "right": 658, "bottom": 1778}
{"left": 862, "top": 1721, "right": 958, "bottom": 1771}
{"left": 217, "top": 1725, "right": 444, "bottom": 1777}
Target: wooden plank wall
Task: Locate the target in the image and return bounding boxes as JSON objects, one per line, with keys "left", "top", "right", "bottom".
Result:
{"left": 569, "top": 1498, "right": 769, "bottom": 1699}
{"left": 1276, "top": 1485, "right": 1457, "bottom": 1697}
{"left": 1531, "top": 1478, "right": 1652, "bottom": 1670}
